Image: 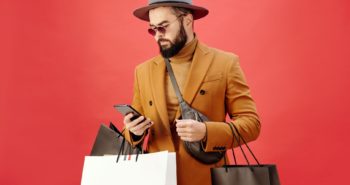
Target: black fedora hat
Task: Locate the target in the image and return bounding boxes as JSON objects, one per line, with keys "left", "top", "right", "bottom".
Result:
{"left": 133, "top": 0, "right": 209, "bottom": 21}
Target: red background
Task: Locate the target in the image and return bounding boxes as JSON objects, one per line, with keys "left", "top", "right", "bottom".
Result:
{"left": 1, "top": 0, "right": 349, "bottom": 184}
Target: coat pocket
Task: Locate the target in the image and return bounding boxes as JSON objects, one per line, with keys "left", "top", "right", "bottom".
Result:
{"left": 203, "top": 73, "right": 223, "bottom": 83}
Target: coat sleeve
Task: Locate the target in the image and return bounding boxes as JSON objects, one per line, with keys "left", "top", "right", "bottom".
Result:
{"left": 203, "top": 56, "right": 261, "bottom": 152}
{"left": 123, "top": 67, "right": 147, "bottom": 147}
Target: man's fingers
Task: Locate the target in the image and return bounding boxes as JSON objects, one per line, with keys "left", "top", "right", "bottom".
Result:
{"left": 135, "top": 115, "right": 145, "bottom": 122}
{"left": 132, "top": 119, "right": 151, "bottom": 131}
{"left": 131, "top": 123, "right": 153, "bottom": 135}
{"left": 123, "top": 113, "right": 155, "bottom": 136}
{"left": 126, "top": 113, "right": 134, "bottom": 119}
{"left": 176, "top": 127, "right": 191, "bottom": 133}
{"left": 176, "top": 119, "right": 194, "bottom": 128}
{"left": 129, "top": 119, "right": 154, "bottom": 135}
{"left": 123, "top": 113, "right": 134, "bottom": 123}
{"left": 180, "top": 137, "right": 194, "bottom": 142}
{"left": 175, "top": 120, "right": 206, "bottom": 142}
{"left": 177, "top": 132, "right": 191, "bottom": 138}
{"left": 126, "top": 116, "right": 144, "bottom": 128}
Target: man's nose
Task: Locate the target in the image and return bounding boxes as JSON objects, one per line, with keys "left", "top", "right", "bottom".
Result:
{"left": 155, "top": 29, "right": 165, "bottom": 39}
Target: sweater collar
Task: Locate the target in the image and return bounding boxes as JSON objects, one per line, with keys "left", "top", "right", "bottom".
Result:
{"left": 170, "top": 36, "right": 198, "bottom": 63}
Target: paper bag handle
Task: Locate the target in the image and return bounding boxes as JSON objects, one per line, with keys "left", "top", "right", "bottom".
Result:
{"left": 227, "top": 122, "right": 261, "bottom": 166}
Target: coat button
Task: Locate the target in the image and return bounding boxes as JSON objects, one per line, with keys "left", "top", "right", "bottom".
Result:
{"left": 149, "top": 101, "right": 153, "bottom": 106}
{"left": 200, "top": 90, "right": 206, "bottom": 95}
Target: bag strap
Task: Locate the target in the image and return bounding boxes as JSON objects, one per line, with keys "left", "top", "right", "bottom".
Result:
{"left": 164, "top": 58, "right": 185, "bottom": 104}
{"left": 164, "top": 58, "right": 198, "bottom": 120}
{"left": 109, "top": 122, "right": 142, "bottom": 162}
{"left": 228, "top": 123, "right": 249, "bottom": 165}
{"left": 227, "top": 123, "right": 237, "bottom": 165}
{"left": 228, "top": 122, "right": 261, "bottom": 166}
{"left": 231, "top": 123, "right": 260, "bottom": 165}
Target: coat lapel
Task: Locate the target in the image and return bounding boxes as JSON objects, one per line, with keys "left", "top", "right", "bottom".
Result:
{"left": 174, "top": 42, "right": 214, "bottom": 120}
{"left": 150, "top": 56, "right": 171, "bottom": 134}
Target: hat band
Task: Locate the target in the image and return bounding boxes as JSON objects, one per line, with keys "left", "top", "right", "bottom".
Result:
{"left": 150, "top": 1, "right": 191, "bottom": 5}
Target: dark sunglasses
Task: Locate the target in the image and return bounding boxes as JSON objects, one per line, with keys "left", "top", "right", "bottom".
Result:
{"left": 148, "top": 15, "right": 184, "bottom": 36}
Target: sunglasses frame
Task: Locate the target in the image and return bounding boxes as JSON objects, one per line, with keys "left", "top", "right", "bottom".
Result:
{"left": 148, "top": 14, "right": 185, "bottom": 36}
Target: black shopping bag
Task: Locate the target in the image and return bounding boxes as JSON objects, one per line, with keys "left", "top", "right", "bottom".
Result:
{"left": 90, "top": 122, "right": 142, "bottom": 156}
{"left": 211, "top": 164, "right": 280, "bottom": 185}
{"left": 211, "top": 123, "right": 280, "bottom": 185}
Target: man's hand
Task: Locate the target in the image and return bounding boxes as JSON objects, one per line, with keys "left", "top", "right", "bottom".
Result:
{"left": 176, "top": 119, "right": 206, "bottom": 142}
{"left": 123, "top": 113, "right": 153, "bottom": 136}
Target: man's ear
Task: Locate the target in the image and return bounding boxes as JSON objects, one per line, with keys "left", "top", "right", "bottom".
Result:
{"left": 184, "top": 14, "right": 193, "bottom": 26}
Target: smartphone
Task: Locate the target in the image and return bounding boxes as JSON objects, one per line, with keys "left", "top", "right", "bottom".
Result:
{"left": 114, "top": 104, "right": 144, "bottom": 122}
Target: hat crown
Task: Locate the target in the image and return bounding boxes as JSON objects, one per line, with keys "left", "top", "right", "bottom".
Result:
{"left": 148, "top": 0, "right": 192, "bottom": 5}
{"left": 135, "top": 0, "right": 207, "bottom": 21}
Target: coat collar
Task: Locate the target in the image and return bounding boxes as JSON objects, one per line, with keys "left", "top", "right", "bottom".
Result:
{"left": 150, "top": 42, "right": 213, "bottom": 126}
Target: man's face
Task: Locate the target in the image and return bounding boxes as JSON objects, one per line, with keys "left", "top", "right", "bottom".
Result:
{"left": 149, "top": 7, "right": 187, "bottom": 58}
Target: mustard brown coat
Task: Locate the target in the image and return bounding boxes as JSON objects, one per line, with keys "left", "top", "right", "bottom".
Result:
{"left": 125, "top": 41, "right": 261, "bottom": 185}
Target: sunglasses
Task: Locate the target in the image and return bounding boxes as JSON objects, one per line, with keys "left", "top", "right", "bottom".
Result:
{"left": 147, "top": 15, "right": 184, "bottom": 36}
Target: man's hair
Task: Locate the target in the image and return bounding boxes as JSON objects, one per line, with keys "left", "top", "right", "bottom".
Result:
{"left": 170, "top": 7, "right": 194, "bottom": 28}
{"left": 171, "top": 7, "right": 193, "bottom": 17}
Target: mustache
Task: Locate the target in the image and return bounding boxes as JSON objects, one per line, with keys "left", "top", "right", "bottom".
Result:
{"left": 158, "top": 38, "right": 172, "bottom": 43}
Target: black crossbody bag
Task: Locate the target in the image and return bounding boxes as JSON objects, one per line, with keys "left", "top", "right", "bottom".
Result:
{"left": 164, "top": 58, "right": 224, "bottom": 164}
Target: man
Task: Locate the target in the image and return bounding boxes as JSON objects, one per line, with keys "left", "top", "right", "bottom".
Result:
{"left": 123, "top": 1, "right": 260, "bottom": 185}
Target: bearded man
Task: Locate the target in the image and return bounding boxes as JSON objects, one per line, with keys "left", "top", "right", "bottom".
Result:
{"left": 123, "top": 1, "right": 261, "bottom": 185}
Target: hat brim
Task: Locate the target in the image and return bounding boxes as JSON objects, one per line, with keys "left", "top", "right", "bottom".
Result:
{"left": 133, "top": 3, "right": 209, "bottom": 21}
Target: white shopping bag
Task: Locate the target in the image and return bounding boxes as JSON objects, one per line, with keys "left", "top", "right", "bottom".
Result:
{"left": 81, "top": 151, "right": 177, "bottom": 185}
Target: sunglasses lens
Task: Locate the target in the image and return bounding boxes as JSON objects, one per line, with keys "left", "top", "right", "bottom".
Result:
{"left": 158, "top": 27, "right": 166, "bottom": 34}
{"left": 148, "top": 26, "right": 167, "bottom": 36}
{"left": 148, "top": 28, "right": 156, "bottom": 36}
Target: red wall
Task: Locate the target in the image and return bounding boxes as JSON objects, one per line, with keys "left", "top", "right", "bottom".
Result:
{"left": 1, "top": 0, "right": 349, "bottom": 184}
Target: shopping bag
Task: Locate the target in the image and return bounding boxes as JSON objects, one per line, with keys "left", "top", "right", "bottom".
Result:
{"left": 81, "top": 151, "right": 177, "bottom": 185}
{"left": 90, "top": 123, "right": 142, "bottom": 156}
{"left": 211, "top": 164, "right": 280, "bottom": 185}
{"left": 211, "top": 123, "right": 280, "bottom": 185}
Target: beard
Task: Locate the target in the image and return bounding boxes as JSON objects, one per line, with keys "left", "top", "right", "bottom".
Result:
{"left": 157, "top": 22, "right": 187, "bottom": 58}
